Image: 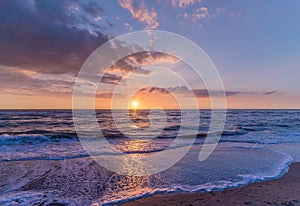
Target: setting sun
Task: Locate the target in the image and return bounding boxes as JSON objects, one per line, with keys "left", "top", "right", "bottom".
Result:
{"left": 131, "top": 100, "right": 139, "bottom": 108}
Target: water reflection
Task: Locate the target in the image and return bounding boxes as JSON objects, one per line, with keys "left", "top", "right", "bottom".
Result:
{"left": 106, "top": 109, "right": 180, "bottom": 154}
{"left": 129, "top": 109, "right": 151, "bottom": 129}
{"left": 103, "top": 172, "right": 156, "bottom": 205}
{"left": 101, "top": 140, "right": 154, "bottom": 203}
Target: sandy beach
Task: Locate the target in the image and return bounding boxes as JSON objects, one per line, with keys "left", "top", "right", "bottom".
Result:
{"left": 122, "top": 163, "right": 300, "bottom": 206}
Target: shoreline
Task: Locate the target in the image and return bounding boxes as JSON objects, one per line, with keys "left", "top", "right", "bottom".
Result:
{"left": 0, "top": 144, "right": 295, "bottom": 206}
{"left": 0, "top": 154, "right": 298, "bottom": 206}
{"left": 121, "top": 163, "right": 300, "bottom": 206}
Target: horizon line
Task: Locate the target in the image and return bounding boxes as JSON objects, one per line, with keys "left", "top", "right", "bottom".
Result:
{"left": 0, "top": 108, "right": 300, "bottom": 110}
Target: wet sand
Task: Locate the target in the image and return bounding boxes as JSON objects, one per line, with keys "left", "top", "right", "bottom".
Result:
{"left": 122, "top": 163, "right": 300, "bottom": 206}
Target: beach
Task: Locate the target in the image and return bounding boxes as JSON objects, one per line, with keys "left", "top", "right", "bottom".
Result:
{"left": 0, "top": 158, "right": 299, "bottom": 205}
{"left": 122, "top": 163, "right": 300, "bottom": 206}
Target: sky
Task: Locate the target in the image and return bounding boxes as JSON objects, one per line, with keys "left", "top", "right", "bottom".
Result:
{"left": 0, "top": 0, "right": 299, "bottom": 109}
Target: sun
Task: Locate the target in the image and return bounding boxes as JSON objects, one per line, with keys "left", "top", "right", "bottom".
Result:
{"left": 131, "top": 100, "right": 139, "bottom": 108}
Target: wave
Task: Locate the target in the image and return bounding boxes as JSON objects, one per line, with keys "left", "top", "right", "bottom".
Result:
{"left": 191, "top": 127, "right": 248, "bottom": 138}
{"left": 101, "top": 151, "right": 293, "bottom": 206}
{"left": 239, "top": 127, "right": 264, "bottom": 131}
{"left": 0, "top": 126, "right": 250, "bottom": 146}
{"left": 0, "top": 134, "right": 77, "bottom": 145}
{"left": 158, "top": 127, "right": 249, "bottom": 139}
{"left": 164, "top": 125, "right": 180, "bottom": 131}
{"left": 221, "top": 127, "right": 248, "bottom": 136}
{"left": 0, "top": 154, "right": 90, "bottom": 163}
{"left": 1, "top": 130, "right": 76, "bottom": 136}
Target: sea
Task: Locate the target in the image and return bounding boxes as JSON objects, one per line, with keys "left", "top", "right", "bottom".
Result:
{"left": 0, "top": 109, "right": 299, "bottom": 205}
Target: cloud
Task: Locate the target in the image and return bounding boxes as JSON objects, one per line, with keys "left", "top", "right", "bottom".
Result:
{"left": 134, "top": 86, "right": 280, "bottom": 98}
{"left": 96, "top": 92, "right": 126, "bottom": 98}
{"left": 0, "top": 66, "right": 74, "bottom": 96}
{"left": 0, "top": 51, "right": 179, "bottom": 96}
{"left": 139, "top": 87, "right": 169, "bottom": 94}
{"left": 192, "top": 7, "right": 209, "bottom": 21}
{"left": 118, "top": 0, "right": 159, "bottom": 29}
{"left": 124, "top": 22, "right": 133, "bottom": 31}
{"left": 171, "top": 0, "right": 202, "bottom": 8}
{"left": 263, "top": 90, "right": 279, "bottom": 95}
{"left": 0, "top": 0, "right": 108, "bottom": 74}
{"left": 209, "top": 8, "right": 241, "bottom": 19}
{"left": 193, "top": 89, "right": 279, "bottom": 97}
{"left": 34, "top": 0, "right": 113, "bottom": 35}
{"left": 177, "top": 7, "right": 238, "bottom": 23}
{"left": 101, "top": 73, "right": 123, "bottom": 85}
{"left": 107, "top": 51, "right": 179, "bottom": 75}
{"left": 1, "top": 64, "right": 280, "bottom": 100}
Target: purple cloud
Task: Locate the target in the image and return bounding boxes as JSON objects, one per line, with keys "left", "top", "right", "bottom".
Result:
{"left": 0, "top": 0, "right": 108, "bottom": 74}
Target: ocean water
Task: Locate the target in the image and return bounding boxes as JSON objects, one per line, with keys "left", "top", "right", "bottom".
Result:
{"left": 0, "top": 110, "right": 299, "bottom": 205}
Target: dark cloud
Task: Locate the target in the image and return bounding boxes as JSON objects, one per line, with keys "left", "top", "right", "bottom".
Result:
{"left": 101, "top": 73, "right": 123, "bottom": 85}
{"left": 193, "top": 90, "right": 239, "bottom": 97}
{"left": 263, "top": 90, "right": 278, "bottom": 95}
{"left": 139, "top": 87, "right": 169, "bottom": 94}
{"left": 193, "top": 89, "right": 278, "bottom": 97}
{"left": 135, "top": 86, "right": 279, "bottom": 98}
{"left": 192, "top": 89, "right": 209, "bottom": 97}
{"left": 0, "top": 0, "right": 108, "bottom": 74}
{"left": 137, "top": 86, "right": 210, "bottom": 97}
{"left": 0, "top": 1, "right": 177, "bottom": 77}
{"left": 35, "top": 0, "right": 74, "bottom": 24}
{"left": 0, "top": 0, "right": 181, "bottom": 98}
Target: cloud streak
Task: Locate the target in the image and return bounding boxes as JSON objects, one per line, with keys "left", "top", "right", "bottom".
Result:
{"left": 0, "top": 66, "right": 74, "bottom": 96}
{"left": 135, "top": 86, "right": 280, "bottom": 98}
{"left": 0, "top": 64, "right": 282, "bottom": 103}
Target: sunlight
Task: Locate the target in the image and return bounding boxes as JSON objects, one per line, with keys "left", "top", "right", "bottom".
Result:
{"left": 131, "top": 100, "right": 139, "bottom": 109}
